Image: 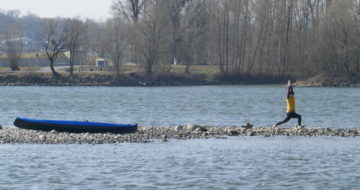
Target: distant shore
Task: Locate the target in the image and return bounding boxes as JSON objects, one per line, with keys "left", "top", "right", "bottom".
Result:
{"left": 0, "top": 125, "right": 359, "bottom": 144}
{"left": 0, "top": 72, "right": 359, "bottom": 87}
{"left": 0, "top": 72, "right": 288, "bottom": 87}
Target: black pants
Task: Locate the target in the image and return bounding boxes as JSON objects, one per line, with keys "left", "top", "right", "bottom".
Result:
{"left": 275, "top": 111, "right": 302, "bottom": 126}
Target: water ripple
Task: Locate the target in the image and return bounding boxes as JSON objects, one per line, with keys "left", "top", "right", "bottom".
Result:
{"left": 0, "top": 137, "right": 359, "bottom": 189}
{"left": 0, "top": 86, "right": 359, "bottom": 127}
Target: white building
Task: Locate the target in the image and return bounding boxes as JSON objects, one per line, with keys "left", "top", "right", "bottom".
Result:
{"left": 96, "top": 58, "right": 108, "bottom": 69}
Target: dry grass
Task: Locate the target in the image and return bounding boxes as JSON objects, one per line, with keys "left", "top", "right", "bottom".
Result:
{"left": 78, "top": 64, "right": 219, "bottom": 76}
{"left": 170, "top": 65, "right": 218, "bottom": 75}
{"left": 0, "top": 52, "right": 68, "bottom": 59}
{"left": 0, "top": 64, "right": 219, "bottom": 83}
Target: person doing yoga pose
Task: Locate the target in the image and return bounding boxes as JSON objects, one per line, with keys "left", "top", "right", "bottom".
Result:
{"left": 272, "top": 80, "right": 302, "bottom": 129}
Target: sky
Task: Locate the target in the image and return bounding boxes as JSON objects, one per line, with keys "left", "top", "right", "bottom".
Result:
{"left": 0, "top": 0, "right": 115, "bottom": 21}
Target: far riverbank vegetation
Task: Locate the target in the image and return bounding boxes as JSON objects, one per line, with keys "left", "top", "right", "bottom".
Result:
{"left": 0, "top": 0, "right": 360, "bottom": 86}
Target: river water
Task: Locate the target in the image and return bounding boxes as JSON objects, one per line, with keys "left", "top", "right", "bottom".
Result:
{"left": 0, "top": 86, "right": 359, "bottom": 127}
{"left": 0, "top": 86, "right": 359, "bottom": 189}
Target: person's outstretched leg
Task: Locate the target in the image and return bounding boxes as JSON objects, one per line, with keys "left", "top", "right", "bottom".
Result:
{"left": 295, "top": 113, "right": 302, "bottom": 126}
{"left": 273, "top": 115, "right": 291, "bottom": 128}
{"left": 287, "top": 112, "right": 302, "bottom": 126}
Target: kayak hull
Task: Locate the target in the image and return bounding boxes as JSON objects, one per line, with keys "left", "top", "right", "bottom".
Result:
{"left": 14, "top": 117, "right": 137, "bottom": 134}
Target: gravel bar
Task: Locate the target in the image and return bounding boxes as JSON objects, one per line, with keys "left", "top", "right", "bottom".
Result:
{"left": 0, "top": 125, "right": 359, "bottom": 144}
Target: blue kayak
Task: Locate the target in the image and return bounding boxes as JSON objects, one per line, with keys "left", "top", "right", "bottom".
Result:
{"left": 14, "top": 117, "right": 137, "bottom": 134}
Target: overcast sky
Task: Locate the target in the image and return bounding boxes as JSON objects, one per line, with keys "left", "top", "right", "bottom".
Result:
{"left": 0, "top": 0, "right": 115, "bottom": 21}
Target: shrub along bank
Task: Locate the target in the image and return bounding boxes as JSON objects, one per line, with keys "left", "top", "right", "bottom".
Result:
{"left": 0, "top": 71, "right": 359, "bottom": 87}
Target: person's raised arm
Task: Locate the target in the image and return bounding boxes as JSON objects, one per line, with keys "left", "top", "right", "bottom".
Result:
{"left": 287, "top": 80, "right": 294, "bottom": 98}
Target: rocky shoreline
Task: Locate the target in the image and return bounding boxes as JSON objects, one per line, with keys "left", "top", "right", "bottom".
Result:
{"left": 297, "top": 73, "right": 360, "bottom": 87}
{"left": 0, "top": 125, "right": 359, "bottom": 144}
{"left": 297, "top": 81, "right": 360, "bottom": 87}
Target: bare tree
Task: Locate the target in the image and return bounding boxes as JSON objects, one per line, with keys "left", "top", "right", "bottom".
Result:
{"left": 210, "top": 0, "right": 229, "bottom": 74}
{"left": 112, "top": 0, "right": 150, "bottom": 74}
{"left": 1, "top": 0, "right": 359, "bottom": 80}
{"left": 64, "top": 18, "right": 87, "bottom": 77}
{"left": 132, "top": 0, "right": 172, "bottom": 77}
{"left": 181, "top": 0, "right": 209, "bottom": 73}
{"left": 314, "top": 0, "right": 358, "bottom": 73}
{"left": 86, "top": 20, "right": 108, "bottom": 60}
{"left": 210, "top": 0, "right": 252, "bottom": 74}
{"left": 38, "top": 18, "right": 66, "bottom": 77}
{"left": 4, "top": 24, "right": 23, "bottom": 71}
{"left": 112, "top": 0, "right": 148, "bottom": 22}
{"left": 106, "top": 17, "right": 128, "bottom": 76}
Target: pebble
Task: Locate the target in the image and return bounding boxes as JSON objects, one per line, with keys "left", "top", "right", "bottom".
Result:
{"left": 50, "top": 130, "right": 57, "bottom": 134}
{"left": 186, "top": 124, "right": 198, "bottom": 131}
{"left": 227, "top": 129, "right": 239, "bottom": 136}
{"left": 0, "top": 125, "right": 359, "bottom": 144}
{"left": 174, "top": 125, "right": 183, "bottom": 131}
{"left": 195, "top": 126, "right": 207, "bottom": 132}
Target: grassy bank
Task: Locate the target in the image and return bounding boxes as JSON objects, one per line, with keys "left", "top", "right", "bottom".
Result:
{"left": 0, "top": 72, "right": 210, "bottom": 86}
{"left": 0, "top": 72, "right": 290, "bottom": 86}
{"left": 0, "top": 65, "right": 359, "bottom": 87}
{"left": 0, "top": 64, "right": 286, "bottom": 86}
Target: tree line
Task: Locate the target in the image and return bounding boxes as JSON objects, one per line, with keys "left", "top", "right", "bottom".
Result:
{"left": 1, "top": 0, "right": 360, "bottom": 79}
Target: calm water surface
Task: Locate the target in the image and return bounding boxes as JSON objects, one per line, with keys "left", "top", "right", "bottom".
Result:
{"left": 0, "top": 86, "right": 359, "bottom": 189}
{"left": 1, "top": 137, "right": 360, "bottom": 189}
{"left": 0, "top": 86, "right": 359, "bottom": 127}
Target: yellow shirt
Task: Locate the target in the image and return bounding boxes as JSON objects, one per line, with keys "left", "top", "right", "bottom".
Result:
{"left": 286, "top": 96, "right": 295, "bottom": 112}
